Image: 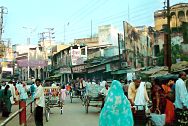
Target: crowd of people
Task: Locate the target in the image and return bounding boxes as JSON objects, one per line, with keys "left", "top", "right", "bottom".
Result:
{"left": 0, "top": 71, "right": 188, "bottom": 126}
{"left": 60, "top": 73, "right": 188, "bottom": 126}
{"left": 0, "top": 80, "right": 30, "bottom": 117}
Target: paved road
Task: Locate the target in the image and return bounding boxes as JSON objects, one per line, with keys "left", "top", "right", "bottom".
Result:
{"left": 28, "top": 97, "right": 100, "bottom": 126}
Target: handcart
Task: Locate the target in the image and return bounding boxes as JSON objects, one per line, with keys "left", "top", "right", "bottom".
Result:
{"left": 83, "top": 84, "right": 104, "bottom": 113}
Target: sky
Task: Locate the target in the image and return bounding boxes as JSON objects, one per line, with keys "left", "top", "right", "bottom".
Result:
{"left": 0, "top": 0, "right": 187, "bottom": 45}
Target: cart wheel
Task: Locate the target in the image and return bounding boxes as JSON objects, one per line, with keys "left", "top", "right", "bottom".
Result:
{"left": 60, "top": 102, "right": 63, "bottom": 115}
{"left": 70, "top": 92, "right": 73, "bottom": 103}
{"left": 45, "top": 107, "right": 50, "bottom": 122}
{"left": 85, "top": 98, "right": 89, "bottom": 114}
{"left": 82, "top": 96, "right": 85, "bottom": 106}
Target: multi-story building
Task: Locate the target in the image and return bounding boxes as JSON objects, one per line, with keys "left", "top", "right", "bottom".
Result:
{"left": 15, "top": 44, "right": 48, "bottom": 81}
{"left": 154, "top": 3, "right": 188, "bottom": 31}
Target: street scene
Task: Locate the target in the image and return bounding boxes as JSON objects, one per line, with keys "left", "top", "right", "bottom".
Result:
{"left": 1, "top": 0, "right": 188, "bottom": 126}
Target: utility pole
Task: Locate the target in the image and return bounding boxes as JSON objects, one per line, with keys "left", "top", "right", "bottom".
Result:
{"left": 146, "top": 36, "right": 149, "bottom": 70}
{"left": 45, "top": 28, "right": 55, "bottom": 46}
{"left": 91, "top": 20, "right": 93, "bottom": 39}
{"left": 0, "top": 6, "right": 8, "bottom": 42}
{"left": 118, "top": 33, "right": 121, "bottom": 69}
{"left": 123, "top": 21, "right": 127, "bottom": 62}
{"left": 163, "top": 0, "right": 171, "bottom": 73}
{"left": 39, "top": 32, "right": 46, "bottom": 47}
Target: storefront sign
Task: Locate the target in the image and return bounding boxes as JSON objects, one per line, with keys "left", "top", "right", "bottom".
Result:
{"left": 60, "top": 67, "right": 71, "bottom": 74}
{"left": 72, "top": 65, "right": 86, "bottom": 73}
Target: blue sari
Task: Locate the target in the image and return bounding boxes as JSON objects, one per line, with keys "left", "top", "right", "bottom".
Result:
{"left": 99, "top": 80, "right": 134, "bottom": 126}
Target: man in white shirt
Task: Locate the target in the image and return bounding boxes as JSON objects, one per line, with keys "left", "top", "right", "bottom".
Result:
{"left": 8, "top": 81, "right": 16, "bottom": 105}
{"left": 174, "top": 71, "right": 188, "bottom": 125}
{"left": 99, "top": 83, "right": 109, "bottom": 109}
{"left": 100, "top": 80, "right": 107, "bottom": 87}
{"left": 174, "top": 72, "right": 188, "bottom": 109}
{"left": 34, "top": 79, "right": 45, "bottom": 126}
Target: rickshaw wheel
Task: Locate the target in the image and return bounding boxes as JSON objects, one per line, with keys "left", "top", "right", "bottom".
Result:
{"left": 60, "top": 101, "right": 63, "bottom": 114}
{"left": 45, "top": 108, "right": 50, "bottom": 122}
{"left": 70, "top": 92, "right": 73, "bottom": 103}
{"left": 85, "top": 97, "right": 89, "bottom": 114}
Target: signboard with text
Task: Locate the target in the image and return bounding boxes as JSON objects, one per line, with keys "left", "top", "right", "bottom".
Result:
{"left": 71, "top": 49, "right": 81, "bottom": 66}
{"left": 72, "top": 65, "right": 86, "bottom": 73}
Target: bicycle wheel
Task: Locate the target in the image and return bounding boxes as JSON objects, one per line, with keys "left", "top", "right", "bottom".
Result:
{"left": 85, "top": 97, "right": 89, "bottom": 114}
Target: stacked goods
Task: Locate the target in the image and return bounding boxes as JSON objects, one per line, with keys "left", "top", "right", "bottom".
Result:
{"left": 86, "top": 84, "right": 103, "bottom": 97}
{"left": 171, "top": 61, "right": 188, "bottom": 72}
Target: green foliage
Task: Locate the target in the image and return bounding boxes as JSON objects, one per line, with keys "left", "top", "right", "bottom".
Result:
{"left": 156, "top": 44, "right": 188, "bottom": 66}
{"left": 171, "top": 44, "right": 181, "bottom": 64}
{"left": 156, "top": 49, "right": 164, "bottom": 66}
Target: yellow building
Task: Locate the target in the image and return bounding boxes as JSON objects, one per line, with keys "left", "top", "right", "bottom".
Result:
{"left": 154, "top": 3, "right": 188, "bottom": 31}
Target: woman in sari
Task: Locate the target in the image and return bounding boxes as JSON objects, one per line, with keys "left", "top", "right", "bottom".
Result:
{"left": 2, "top": 85, "right": 12, "bottom": 117}
{"left": 162, "top": 78, "right": 176, "bottom": 125}
{"left": 151, "top": 78, "right": 166, "bottom": 114}
{"left": 99, "top": 80, "right": 133, "bottom": 126}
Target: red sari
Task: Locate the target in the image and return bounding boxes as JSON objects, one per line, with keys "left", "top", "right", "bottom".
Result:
{"left": 151, "top": 85, "right": 166, "bottom": 114}
{"left": 162, "top": 84, "right": 175, "bottom": 124}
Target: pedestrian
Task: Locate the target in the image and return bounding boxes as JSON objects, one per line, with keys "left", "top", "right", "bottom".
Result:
{"left": 151, "top": 78, "right": 166, "bottom": 114}
{"left": 60, "top": 85, "right": 66, "bottom": 113}
{"left": 99, "top": 80, "right": 133, "bottom": 126}
{"left": 122, "top": 79, "right": 129, "bottom": 97}
{"left": 34, "top": 79, "right": 45, "bottom": 126}
{"left": 99, "top": 83, "right": 109, "bottom": 110}
{"left": 60, "top": 85, "right": 66, "bottom": 103}
{"left": 162, "top": 78, "right": 176, "bottom": 125}
{"left": 1, "top": 85, "right": 12, "bottom": 117}
{"left": 0, "top": 85, "right": 3, "bottom": 112}
{"left": 1, "top": 81, "right": 6, "bottom": 89}
{"left": 174, "top": 71, "right": 188, "bottom": 125}
{"left": 134, "top": 82, "right": 150, "bottom": 109}
{"left": 18, "top": 82, "right": 28, "bottom": 102}
{"left": 30, "top": 82, "right": 36, "bottom": 100}
{"left": 128, "top": 77, "right": 141, "bottom": 105}
{"left": 8, "top": 81, "right": 16, "bottom": 105}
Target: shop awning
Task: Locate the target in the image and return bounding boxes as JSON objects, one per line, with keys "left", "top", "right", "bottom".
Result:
{"left": 50, "top": 73, "right": 62, "bottom": 78}
{"left": 111, "top": 69, "right": 135, "bottom": 75}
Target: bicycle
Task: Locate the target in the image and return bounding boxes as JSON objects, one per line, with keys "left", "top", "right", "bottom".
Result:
{"left": 132, "top": 104, "right": 156, "bottom": 126}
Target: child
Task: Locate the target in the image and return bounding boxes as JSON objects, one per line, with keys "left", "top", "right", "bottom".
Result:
{"left": 60, "top": 85, "right": 66, "bottom": 114}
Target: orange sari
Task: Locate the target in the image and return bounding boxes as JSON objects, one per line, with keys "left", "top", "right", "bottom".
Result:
{"left": 162, "top": 84, "right": 175, "bottom": 124}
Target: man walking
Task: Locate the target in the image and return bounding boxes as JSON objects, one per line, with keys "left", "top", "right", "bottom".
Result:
{"left": 174, "top": 71, "right": 188, "bottom": 125}
{"left": 34, "top": 79, "right": 45, "bottom": 126}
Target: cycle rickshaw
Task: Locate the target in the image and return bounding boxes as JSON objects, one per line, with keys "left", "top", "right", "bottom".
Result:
{"left": 69, "top": 85, "right": 85, "bottom": 103}
{"left": 44, "top": 86, "right": 63, "bottom": 122}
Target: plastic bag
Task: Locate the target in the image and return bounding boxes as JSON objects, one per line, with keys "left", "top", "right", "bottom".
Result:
{"left": 150, "top": 113, "right": 166, "bottom": 126}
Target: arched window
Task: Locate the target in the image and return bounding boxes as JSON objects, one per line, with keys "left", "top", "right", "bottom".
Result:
{"left": 178, "top": 11, "right": 185, "bottom": 22}
{"left": 171, "top": 12, "right": 177, "bottom": 27}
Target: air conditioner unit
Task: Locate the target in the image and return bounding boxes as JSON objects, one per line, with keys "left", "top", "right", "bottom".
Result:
{"left": 121, "top": 62, "right": 128, "bottom": 68}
